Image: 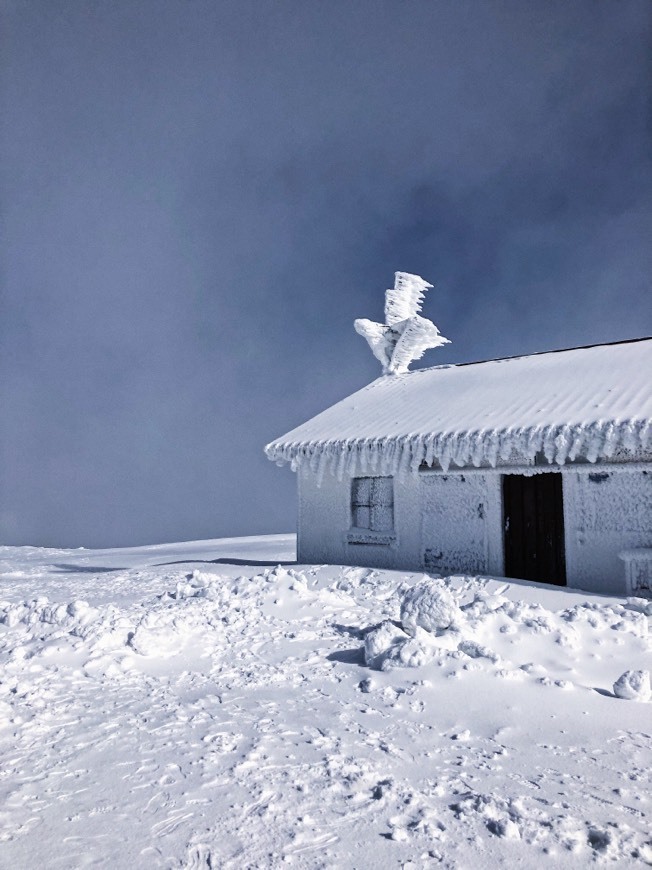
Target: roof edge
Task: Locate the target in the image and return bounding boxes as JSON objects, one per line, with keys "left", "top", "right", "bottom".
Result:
{"left": 266, "top": 417, "right": 652, "bottom": 480}
{"left": 419, "top": 334, "right": 652, "bottom": 375}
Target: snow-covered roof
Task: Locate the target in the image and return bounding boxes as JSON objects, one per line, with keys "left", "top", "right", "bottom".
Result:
{"left": 265, "top": 338, "right": 652, "bottom": 478}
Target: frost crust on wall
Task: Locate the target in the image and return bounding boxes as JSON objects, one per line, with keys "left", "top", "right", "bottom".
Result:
{"left": 266, "top": 418, "right": 652, "bottom": 482}
{"left": 563, "top": 470, "right": 652, "bottom": 594}
{"left": 579, "top": 472, "right": 652, "bottom": 533}
{"left": 421, "top": 475, "right": 489, "bottom": 576}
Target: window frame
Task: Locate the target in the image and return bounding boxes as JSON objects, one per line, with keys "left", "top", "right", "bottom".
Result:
{"left": 347, "top": 475, "right": 397, "bottom": 545}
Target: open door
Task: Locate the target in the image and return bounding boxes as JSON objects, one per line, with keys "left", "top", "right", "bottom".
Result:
{"left": 503, "top": 473, "right": 566, "bottom": 585}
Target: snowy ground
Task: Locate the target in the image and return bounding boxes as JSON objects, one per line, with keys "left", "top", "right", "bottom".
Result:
{"left": 0, "top": 535, "right": 650, "bottom": 869}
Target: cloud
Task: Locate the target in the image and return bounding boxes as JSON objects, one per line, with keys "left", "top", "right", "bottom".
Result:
{"left": 2, "top": 0, "right": 650, "bottom": 545}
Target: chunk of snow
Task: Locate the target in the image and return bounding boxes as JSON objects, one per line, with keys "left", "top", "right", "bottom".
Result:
{"left": 612, "top": 669, "right": 651, "bottom": 701}
{"left": 363, "top": 620, "right": 408, "bottom": 669}
{"left": 400, "top": 578, "right": 461, "bottom": 636}
{"left": 457, "top": 640, "right": 500, "bottom": 664}
{"left": 378, "top": 630, "right": 436, "bottom": 670}
{"left": 625, "top": 597, "right": 652, "bottom": 617}
{"left": 488, "top": 818, "right": 521, "bottom": 840}
{"left": 362, "top": 621, "right": 436, "bottom": 671}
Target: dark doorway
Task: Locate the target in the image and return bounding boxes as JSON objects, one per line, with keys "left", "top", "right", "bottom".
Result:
{"left": 503, "top": 473, "right": 566, "bottom": 585}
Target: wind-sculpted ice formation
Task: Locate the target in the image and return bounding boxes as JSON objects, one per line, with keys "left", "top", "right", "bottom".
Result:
{"left": 354, "top": 271, "right": 450, "bottom": 375}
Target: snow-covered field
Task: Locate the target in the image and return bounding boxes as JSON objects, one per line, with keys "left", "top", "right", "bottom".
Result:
{"left": 1, "top": 535, "right": 650, "bottom": 868}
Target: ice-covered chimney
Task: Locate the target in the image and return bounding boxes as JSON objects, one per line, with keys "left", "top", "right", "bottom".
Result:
{"left": 354, "top": 272, "right": 450, "bottom": 374}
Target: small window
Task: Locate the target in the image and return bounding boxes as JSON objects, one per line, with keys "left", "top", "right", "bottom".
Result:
{"left": 351, "top": 476, "right": 394, "bottom": 532}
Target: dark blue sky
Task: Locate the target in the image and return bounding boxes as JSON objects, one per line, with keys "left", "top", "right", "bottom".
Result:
{"left": 2, "top": 0, "right": 651, "bottom": 547}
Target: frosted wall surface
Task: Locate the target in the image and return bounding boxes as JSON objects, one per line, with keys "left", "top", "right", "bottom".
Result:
{"left": 421, "top": 474, "right": 503, "bottom": 576}
{"left": 297, "top": 468, "right": 504, "bottom": 576}
{"left": 564, "top": 470, "right": 652, "bottom": 594}
{"left": 297, "top": 468, "right": 424, "bottom": 571}
{"left": 298, "top": 464, "right": 652, "bottom": 595}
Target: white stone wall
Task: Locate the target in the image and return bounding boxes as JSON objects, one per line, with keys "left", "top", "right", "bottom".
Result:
{"left": 297, "top": 464, "right": 652, "bottom": 594}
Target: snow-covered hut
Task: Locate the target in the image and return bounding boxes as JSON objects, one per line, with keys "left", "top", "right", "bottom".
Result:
{"left": 265, "top": 274, "right": 652, "bottom": 595}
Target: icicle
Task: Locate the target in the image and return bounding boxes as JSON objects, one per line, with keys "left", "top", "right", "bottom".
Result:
{"left": 374, "top": 443, "right": 385, "bottom": 475}
{"left": 620, "top": 422, "right": 632, "bottom": 453}
{"left": 322, "top": 446, "right": 331, "bottom": 478}
{"left": 511, "top": 430, "right": 525, "bottom": 462}
{"left": 554, "top": 425, "right": 572, "bottom": 465}
{"left": 368, "top": 440, "right": 379, "bottom": 472}
{"left": 309, "top": 445, "right": 321, "bottom": 473}
{"left": 439, "top": 438, "right": 452, "bottom": 472}
{"left": 374, "top": 441, "right": 385, "bottom": 475}
{"left": 410, "top": 435, "right": 425, "bottom": 473}
{"left": 448, "top": 433, "right": 460, "bottom": 467}
{"left": 424, "top": 434, "right": 436, "bottom": 468}
{"left": 525, "top": 429, "right": 538, "bottom": 460}
{"left": 361, "top": 442, "right": 370, "bottom": 473}
{"left": 601, "top": 422, "right": 617, "bottom": 458}
{"left": 344, "top": 443, "right": 356, "bottom": 477}
{"left": 567, "top": 428, "right": 585, "bottom": 462}
{"left": 397, "top": 440, "right": 412, "bottom": 475}
{"left": 585, "top": 423, "right": 602, "bottom": 463}
{"left": 498, "top": 431, "right": 512, "bottom": 463}
{"left": 541, "top": 425, "right": 555, "bottom": 464}
{"left": 485, "top": 431, "right": 499, "bottom": 468}
{"left": 429, "top": 433, "right": 441, "bottom": 467}
{"left": 335, "top": 442, "right": 348, "bottom": 480}
{"left": 315, "top": 450, "right": 328, "bottom": 487}
{"left": 469, "top": 432, "right": 482, "bottom": 467}
{"left": 640, "top": 419, "right": 652, "bottom": 452}
{"left": 391, "top": 440, "right": 402, "bottom": 476}
{"left": 344, "top": 441, "right": 357, "bottom": 477}
{"left": 450, "top": 432, "right": 466, "bottom": 467}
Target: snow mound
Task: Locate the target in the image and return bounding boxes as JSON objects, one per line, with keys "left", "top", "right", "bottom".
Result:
{"left": 0, "top": 596, "right": 101, "bottom": 635}
{"left": 400, "top": 577, "right": 461, "bottom": 636}
{"left": 612, "top": 669, "right": 651, "bottom": 701}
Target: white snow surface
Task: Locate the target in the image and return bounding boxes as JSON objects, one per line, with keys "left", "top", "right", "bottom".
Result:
{"left": 1, "top": 534, "right": 651, "bottom": 868}
{"left": 266, "top": 339, "right": 652, "bottom": 478}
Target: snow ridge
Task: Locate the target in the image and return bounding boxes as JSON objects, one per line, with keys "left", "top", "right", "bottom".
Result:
{"left": 266, "top": 417, "right": 652, "bottom": 480}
